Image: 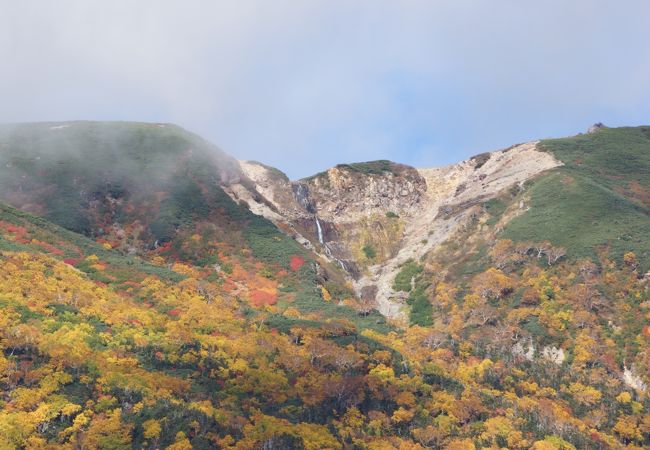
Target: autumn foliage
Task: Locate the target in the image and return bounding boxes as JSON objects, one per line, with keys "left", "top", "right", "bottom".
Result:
{"left": 1, "top": 207, "right": 650, "bottom": 448}
{"left": 290, "top": 255, "right": 305, "bottom": 271}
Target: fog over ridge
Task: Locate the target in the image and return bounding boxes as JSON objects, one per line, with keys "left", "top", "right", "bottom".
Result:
{"left": 1, "top": 0, "right": 650, "bottom": 178}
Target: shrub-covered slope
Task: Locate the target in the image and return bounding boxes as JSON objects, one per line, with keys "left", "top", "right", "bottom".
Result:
{"left": 2, "top": 122, "right": 650, "bottom": 448}
{"left": 0, "top": 121, "right": 242, "bottom": 244}
{"left": 503, "top": 126, "right": 650, "bottom": 271}
{"left": 2, "top": 199, "right": 650, "bottom": 449}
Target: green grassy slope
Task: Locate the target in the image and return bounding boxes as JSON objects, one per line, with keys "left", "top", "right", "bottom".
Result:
{"left": 502, "top": 126, "right": 650, "bottom": 270}
{"left": 0, "top": 121, "right": 294, "bottom": 264}
{"left": 0, "top": 121, "right": 238, "bottom": 238}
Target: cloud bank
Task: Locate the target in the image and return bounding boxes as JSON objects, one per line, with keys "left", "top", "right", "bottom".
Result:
{"left": 1, "top": 0, "right": 649, "bottom": 178}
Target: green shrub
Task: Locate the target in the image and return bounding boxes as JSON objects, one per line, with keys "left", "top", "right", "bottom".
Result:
{"left": 337, "top": 160, "right": 395, "bottom": 175}
{"left": 407, "top": 284, "right": 433, "bottom": 327}
{"left": 393, "top": 260, "right": 423, "bottom": 292}
{"left": 483, "top": 198, "right": 507, "bottom": 226}
{"left": 362, "top": 244, "right": 376, "bottom": 259}
{"left": 471, "top": 152, "right": 491, "bottom": 169}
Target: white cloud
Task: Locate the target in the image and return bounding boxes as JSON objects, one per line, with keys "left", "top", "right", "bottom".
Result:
{"left": 1, "top": 0, "right": 649, "bottom": 177}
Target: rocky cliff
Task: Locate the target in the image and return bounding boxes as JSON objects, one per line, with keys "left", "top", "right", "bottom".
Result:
{"left": 226, "top": 142, "right": 562, "bottom": 320}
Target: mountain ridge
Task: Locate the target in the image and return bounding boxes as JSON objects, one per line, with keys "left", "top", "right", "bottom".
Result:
{"left": 230, "top": 141, "right": 562, "bottom": 319}
{"left": 4, "top": 120, "right": 649, "bottom": 322}
{"left": 2, "top": 120, "right": 650, "bottom": 448}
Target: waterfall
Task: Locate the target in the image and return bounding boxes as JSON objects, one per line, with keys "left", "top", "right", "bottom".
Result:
{"left": 292, "top": 183, "right": 315, "bottom": 213}
{"left": 322, "top": 238, "right": 348, "bottom": 273}
{"left": 315, "top": 218, "right": 324, "bottom": 244}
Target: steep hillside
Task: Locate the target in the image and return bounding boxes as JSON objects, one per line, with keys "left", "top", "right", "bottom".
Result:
{"left": 0, "top": 122, "right": 387, "bottom": 331}
{"left": 2, "top": 201, "right": 649, "bottom": 449}
{"left": 234, "top": 126, "right": 650, "bottom": 322}
{"left": 0, "top": 121, "right": 240, "bottom": 246}
{"left": 1, "top": 122, "right": 650, "bottom": 448}
{"left": 233, "top": 141, "right": 562, "bottom": 318}
{"left": 6, "top": 122, "right": 644, "bottom": 324}
{"left": 503, "top": 126, "right": 650, "bottom": 270}
{"left": 0, "top": 201, "right": 404, "bottom": 448}
{"left": 0, "top": 199, "right": 184, "bottom": 284}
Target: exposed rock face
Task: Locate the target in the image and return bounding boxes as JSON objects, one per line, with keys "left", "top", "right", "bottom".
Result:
{"left": 623, "top": 365, "right": 648, "bottom": 392}
{"left": 588, "top": 122, "right": 607, "bottom": 133}
{"left": 512, "top": 342, "right": 565, "bottom": 365}
{"left": 512, "top": 339, "right": 535, "bottom": 361}
{"left": 541, "top": 346, "right": 566, "bottom": 365}
{"left": 227, "top": 142, "right": 562, "bottom": 319}
{"left": 303, "top": 162, "right": 427, "bottom": 221}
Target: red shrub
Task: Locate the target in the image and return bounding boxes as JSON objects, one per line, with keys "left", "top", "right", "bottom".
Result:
{"left": 37, "top": 242, "right": 65, "bottom": 255}
{"left": 289, "top": 255, "right": 305, "bottom": 271}
{"left": 249, "top": 289, "right": 278, "bottom": 307}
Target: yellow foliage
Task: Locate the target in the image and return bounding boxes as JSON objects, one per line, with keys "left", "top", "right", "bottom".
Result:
{"left": 369, "top": 364, "right": 396, "bottom": 383}
{"left": 283, "top": 307, "right": 301, "bottom": 318}
{"left": 456, "top": 358, "right": 493, "bottom": 384}
{"left": 572, "top": 332, "right": 596, "bottom": 370}
{"left": 617, "top": 391, "right": 632, "bottom": 404}
{"left": 171, "top": 262, "right": 197, "bottom": 276}
{"left": 3, "top": 200, "right": 650, "bottom": 449}
{"left": 613, "top": 415, "right": 641, "bottom": 442}
{"left": 150, "top": 255, "right": 166, "bottom": 265}
{"left": 531, "top": 436, "right": 576, "bottom": 449}
{"left": 189, "top": 400, "right": 216, "bottom": 418}
{"left": 444, "top": 439, "right": 475, "bottom": 450}
{"left": 143, "top": 419, "right": 162, "bottom": 440}
{"left": 79, "top": 409, "right": 132, "bottom": 449}
{"left": 563, "top": 382, "right": 602, "bottom": 406}
{"left": 391, "top": 407, "right": 415, "bottom": 424}
{"left": 480, "top": 416, "right": 528, "bottom": 448}
{"left": 168, "top": 431, "right": 193, "bottom": 450}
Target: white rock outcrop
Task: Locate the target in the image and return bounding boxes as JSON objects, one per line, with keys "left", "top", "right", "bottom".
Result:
{"left": 623, "top": 365, "right": 648, "bottom": 392}
{"left": 228, "top": 142, "right": 562, "bottom": 319}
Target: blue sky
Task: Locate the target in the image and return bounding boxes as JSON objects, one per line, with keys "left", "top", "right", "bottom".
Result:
{"left": 1, "top": 1, "right": 650, "bottom": 178}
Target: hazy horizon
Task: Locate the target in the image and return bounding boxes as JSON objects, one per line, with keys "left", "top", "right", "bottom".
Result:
{"left": 2, "top": 0, "right": 650, "bottom": 178}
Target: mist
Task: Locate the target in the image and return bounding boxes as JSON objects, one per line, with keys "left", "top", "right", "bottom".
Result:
{"left": 1, "top": 0, "right": 650, "bottom": 178}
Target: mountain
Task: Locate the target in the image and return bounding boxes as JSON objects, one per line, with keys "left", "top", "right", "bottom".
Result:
{"left": 0, "top": 121, "right": 390, "bottom": 330}
{"left": 232, "top": 127, "right": 650, "bottom": 322}
{"left": 0, "top": 121, "right": 241, "bottom": 241}
{"left": 1, "top": 121, "right": 649, "bottom": 449}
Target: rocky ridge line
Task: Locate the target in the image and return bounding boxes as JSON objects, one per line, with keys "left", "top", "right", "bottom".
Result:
{"left": 225, "top": 142, "right": 562, "bottom": 320}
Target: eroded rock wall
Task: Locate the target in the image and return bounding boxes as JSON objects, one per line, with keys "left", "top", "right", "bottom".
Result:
{"left": 227, "top": 142, "right": 562, "bottom": 319}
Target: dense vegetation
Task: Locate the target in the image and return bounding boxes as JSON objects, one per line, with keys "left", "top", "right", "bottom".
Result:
{"left": 503, "top": 127, "right": 650, "bottom": 271}
{"left": 0, "top": 121, "right": 240, "bottom": 241}
{"left": 303, "top": 160, "right": 402, "bottom": 182}
{"left": 3, "top": 201, "right": 649, "bottom": 448}
{"left": 1, "top": 123, "right": 649, "bottom": 449}
{"left": 336, "top": 160, "right": 395, "bottom": 175}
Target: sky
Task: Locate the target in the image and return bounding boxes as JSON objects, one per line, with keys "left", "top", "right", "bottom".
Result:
{"left": 1, "top": 1, "right": 650, "bottom": 179}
